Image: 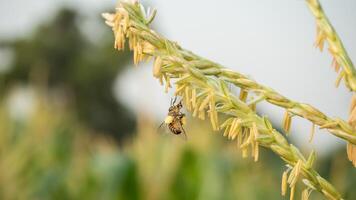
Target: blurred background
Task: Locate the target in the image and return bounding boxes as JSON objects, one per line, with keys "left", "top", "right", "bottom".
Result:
{"left": 0, "top": 0, "right": 355, "bottom": 199}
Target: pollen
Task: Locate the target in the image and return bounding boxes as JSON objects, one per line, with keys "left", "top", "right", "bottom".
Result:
{"left": 164, "top": 115, "right": 173, "bottom": 124}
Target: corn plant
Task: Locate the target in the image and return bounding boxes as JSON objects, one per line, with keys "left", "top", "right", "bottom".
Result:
{"left": 103, "top": 0, "right": 356, "bottom": 199}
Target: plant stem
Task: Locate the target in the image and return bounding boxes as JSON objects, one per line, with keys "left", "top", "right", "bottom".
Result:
{"left": 103, "top": 1, "right": 344, "bottom": 199}
{"left": 305, "top": 0, "right": 356, "bottom": 92}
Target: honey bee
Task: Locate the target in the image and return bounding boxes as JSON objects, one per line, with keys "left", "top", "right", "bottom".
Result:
{"left": 159, "top": 97, "right": 187, "bottom": 140}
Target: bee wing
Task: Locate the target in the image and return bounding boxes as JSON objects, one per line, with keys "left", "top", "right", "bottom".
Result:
{"left": 157, "top": 121, "right": 188, "bottom": 141}
{"left": 157, "top": 122, "right": 170, "bottom": 135}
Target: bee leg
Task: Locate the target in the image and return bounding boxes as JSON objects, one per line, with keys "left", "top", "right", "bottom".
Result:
{"left": 182, "top": 127, "right": 188, "bottom": 141}
{"left": 157, "top": 122, "right": 165, "bottom": 133}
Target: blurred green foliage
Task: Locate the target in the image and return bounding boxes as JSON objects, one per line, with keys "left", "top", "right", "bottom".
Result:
{"left": 0, "top": 91, "right": 355, "bottom": 200}
{"left": 0, "top": 8, "right": 135, "bottom": 141}
{"left": 0, "top": 95, "right": 283, "bottom": 200}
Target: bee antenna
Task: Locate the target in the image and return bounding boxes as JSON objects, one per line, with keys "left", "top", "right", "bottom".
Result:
{"left": 172, "top": 96, "right": 177, "bottom": 105}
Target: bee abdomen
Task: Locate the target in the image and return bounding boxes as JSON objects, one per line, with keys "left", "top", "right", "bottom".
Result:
{"left": 168, "top": 123, "right": 182, "bottom": 135}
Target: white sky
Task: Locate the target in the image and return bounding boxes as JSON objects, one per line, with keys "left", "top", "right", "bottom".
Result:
{"left": 1, "top": 0, "right": 356, "bottom": 155}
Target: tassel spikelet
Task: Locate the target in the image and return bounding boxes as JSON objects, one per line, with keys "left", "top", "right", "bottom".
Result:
{"left": 103, "top": 1, "right": 345, "bottom": 199}
{"left": 309, "top": 123, "right": 316, "bottom": 143}
{"left": 348, "top": 95, "right": 356, "bottom": 166}
{"left": 281, "top": 170, "right": 288, "bottom": 196}
{"left": 307, "top": 0, "right": 356, "bottom": 167}
{"left": 307, "top": 0, "right": 356, "bottom": 92}
{"left": 239, "top": 89, "right": 248, "bottom": 102}
{"left": 283, "top": 110, "right": 292, "bottom": 134}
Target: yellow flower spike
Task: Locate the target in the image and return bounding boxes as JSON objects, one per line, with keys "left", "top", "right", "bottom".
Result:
{"left": 209, "top": 110, "right": 217, "bottom": 131}
{"left": 240, "top": 131, "right": 252, "bottom": 149}
{"left": 252, "top": 123, "right": 259, "bottom": 162}
{"left": 184, "top": 87, "right": 191, "bottom": 110}
{"left": 283, "top": 110, "right": 292, "bottom": 134}
{"left": 174, "top": 84, "right": 186, "bottom": 96}
{"left": 230, "top": 120, "right": 242, "bottom": 140}
{"left": 228, "top": 118, "right": 238, "bottom": 139}
{"left": 191, "top": 88, "right": 197, "bottom": 108}
{"left": 133, "top": 45, "right": 138, "bottom": 65}
{"left": 314, "top": 29, "right": 326, "bottom": 51}
{"left": 223, "top": 125, "right": 231, "bottom": 137}
{"left": 331, "top": 58, "right": 341, "bottom": 73}
{"left": 350, "top": 94, "right": 356, "bottom": 112}
{"left": 309, "top": 123, "right": 316, "bottom": 143}
{"left": 335, "top": 70, "right": 345, "bottom": 88}
{"left": 290, "top": 186, "right": 295, "bottom": 200}
{"left": 239, "top": 89, "right": 248, "bottom": 102}
{"left": 281, "top": 171, "right": 288, "bottom": 196}
{"left": 153, "top": 57, "right": 162, "bottom": 78}
{"left": 249, "top": 128, "right": 256, "bottom": 157}
{"left": 288, "top": 160, "right": 302, "bottom": 188}
{"left": 164, "top": 76, "right": 171, "bottom": 93}
{"left": 198, "top": 93, "right": 211, "bottom": 111}
{"left": 158, "top": 75, "right": 164, "bottom": 86}
{"left": 254, "top": 142, "right": 259, "bottom": 162}
{"left": 237, "top": 132, "right": 242, "bottom": 148}
{"left": 142, "top": 41, "right": 155, "bottom": 54}
{"left": 347, "top": 143, "right": 356, "bottom": 167}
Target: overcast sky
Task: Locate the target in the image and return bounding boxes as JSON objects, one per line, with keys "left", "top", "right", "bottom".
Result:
{"left": 1, "top": 0, "right": 355, "bottom": 155}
